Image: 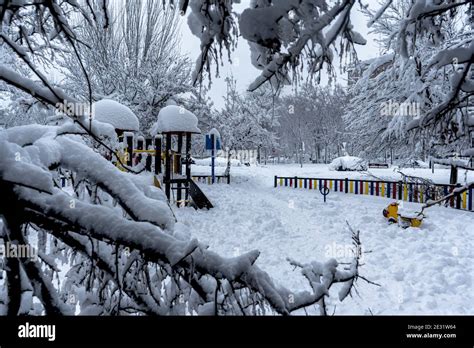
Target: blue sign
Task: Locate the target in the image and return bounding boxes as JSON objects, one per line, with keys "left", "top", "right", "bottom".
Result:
{"left": 205, "top": 134, "right": 221, "bottom": 150}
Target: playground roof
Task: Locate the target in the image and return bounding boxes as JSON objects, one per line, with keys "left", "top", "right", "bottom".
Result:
{"left": 153, "top": 105, "right": 201, "bottom": 134}
{"left": 93, "top": 99, "right": 139, "bottom": 132}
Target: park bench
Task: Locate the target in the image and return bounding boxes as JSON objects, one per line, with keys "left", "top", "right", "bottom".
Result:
{"left": 368, "top": 163, "right": 389, "bottom": 168}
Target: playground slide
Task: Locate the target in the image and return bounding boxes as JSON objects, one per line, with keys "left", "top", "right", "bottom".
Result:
{"left": 189, "top": 179, "right": 214, "bottom": 209}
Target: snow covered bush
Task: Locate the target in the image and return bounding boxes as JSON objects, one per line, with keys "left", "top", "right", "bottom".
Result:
{"left": 329, "top": 156, "right": 368, "bottom": 172}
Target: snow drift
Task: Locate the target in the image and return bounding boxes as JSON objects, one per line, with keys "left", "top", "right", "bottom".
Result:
{"left": 329, "top": 156, "right": 368, "bottom": 171}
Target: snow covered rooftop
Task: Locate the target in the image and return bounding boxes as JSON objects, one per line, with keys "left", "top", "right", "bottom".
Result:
{"left": 93, "top": 99, "right": 139, "bottom": 132}
{"left": 153, "top": 105, "right": 201, "bottom": 134}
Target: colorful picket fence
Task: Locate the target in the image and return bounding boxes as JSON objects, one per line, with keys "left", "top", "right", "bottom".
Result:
{"left": 192, "top": 175, "right": 230, "bottom": 185}
{"left": 274, "top": 176, "right": 473, "bottom": 211}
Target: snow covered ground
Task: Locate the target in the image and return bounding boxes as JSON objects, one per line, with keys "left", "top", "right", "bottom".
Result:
{"left": 175, "top": 163, "right": 474, "bottom": 315}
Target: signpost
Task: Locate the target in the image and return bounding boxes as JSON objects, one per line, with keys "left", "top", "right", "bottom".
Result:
{"left": 319, "top": 185, "right": 330, "bottom": 203}
{"left": 205, "top": 128, "right": 221, "bottom": 184}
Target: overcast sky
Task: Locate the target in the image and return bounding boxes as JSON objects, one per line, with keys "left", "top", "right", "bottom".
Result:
{"left": 177, "top": 1, "right": 381, "bottom": 109}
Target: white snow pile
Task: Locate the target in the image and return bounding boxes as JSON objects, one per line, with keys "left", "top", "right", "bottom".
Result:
{"left": 151, "top": 105, "right": 201, "bottom": 135}
{"left": 329, "top": 156, "right": 368, "bottom": 171}
{"left": 93, "top": 99, "right": 139, "bottom": 132}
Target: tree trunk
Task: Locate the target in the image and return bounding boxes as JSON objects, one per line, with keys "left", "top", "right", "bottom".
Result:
{"left": 449, "top": 165, "right": 458, "bottom": 185}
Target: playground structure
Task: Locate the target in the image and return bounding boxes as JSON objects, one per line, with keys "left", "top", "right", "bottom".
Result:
{"left": 383, "top": 202, "right": 424, "bottom": 228}
{"left": 113, "top": 105, "right": 216, "bottom": 209}
{"left": 88, "top": 99, "right": 227, "bottom": 209}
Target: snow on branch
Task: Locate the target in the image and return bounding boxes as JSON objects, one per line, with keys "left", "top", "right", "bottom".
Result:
{"left": 367, "top": 0, "right": 394, "bottom": 28}
{"left": 247, "top": 0, "right": 357, "bottom": 92}
{"left": 421, "top": 182, "right": 474, "bottom": 213}
{"left": 407, "top": 55, "right": 474, "bottom": 131}
{"left": 185, "top": 0, "right": 238, "bottom": 85}
{"left": 429, "top": 157, "right": 474, "bottom": 171}
{"left": 286, "top": 223, "right": 370, "bottom": 314}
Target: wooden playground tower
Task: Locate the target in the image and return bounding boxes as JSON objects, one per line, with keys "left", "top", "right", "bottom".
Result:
{"left": 160, "top": 130, "right": 195, "bottom": 206}
{"left": 119, "top": 105, "right": 213, "bottom": 209}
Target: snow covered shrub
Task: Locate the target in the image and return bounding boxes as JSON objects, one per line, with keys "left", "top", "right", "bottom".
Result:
{"left": 329, "top": 156, "right": 368, "bottom": 171}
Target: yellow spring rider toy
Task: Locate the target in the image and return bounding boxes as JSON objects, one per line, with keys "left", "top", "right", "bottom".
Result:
{"left": 383, "top": 202, "right": 424, "bottom": 228}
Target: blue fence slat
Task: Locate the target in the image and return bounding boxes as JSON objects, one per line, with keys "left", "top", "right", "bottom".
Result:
{"left": 469, "top": 188, "right": 473, "bottom": 211}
